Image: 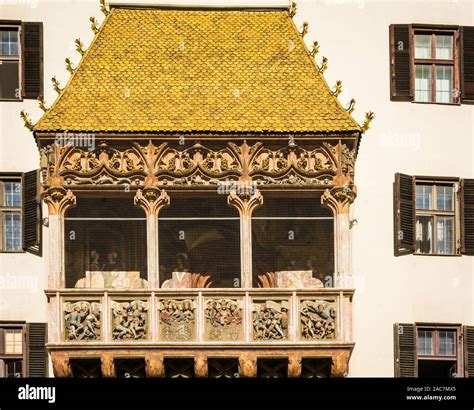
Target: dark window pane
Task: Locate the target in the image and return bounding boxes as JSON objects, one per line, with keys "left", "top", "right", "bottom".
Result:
{"left": 0, "top": 60, "right": 20, "bottom": 99}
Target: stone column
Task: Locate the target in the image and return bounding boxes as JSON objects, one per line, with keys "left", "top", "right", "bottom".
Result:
{"left": 321, "top": 187, "right": 356, "bottom": 286}
{"left": 42, "top": 187, "right": 77, "bottom": 289}
{"left": 228, "top": 190, "right": 263, "bottom": 289}
{"left": 134, "top": 188, "right": 170, "bottom": 288}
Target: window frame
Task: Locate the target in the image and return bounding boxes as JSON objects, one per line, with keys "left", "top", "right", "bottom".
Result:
{"left": 0, "top": 23, "right": 22, "bottom": 101}
{"left": 412, "top": 26, "right": 460, "bottom": 105}
{"left": 0, "top": 174, "right": 24, "bottom": 253}
{"left": 0, "top": 322, "right": 26, "bottom": 378}
{"left": 414, "top": 177, "right": 460, "bottom": 256}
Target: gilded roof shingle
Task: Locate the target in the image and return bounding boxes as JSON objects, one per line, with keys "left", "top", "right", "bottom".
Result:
{"left": 34, "top": 8, "right": 361, "bottom": 134}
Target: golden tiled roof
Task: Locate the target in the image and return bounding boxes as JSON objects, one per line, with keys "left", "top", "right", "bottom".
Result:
{"left": 34, "top": 8, "right": 361, "bottom": 134}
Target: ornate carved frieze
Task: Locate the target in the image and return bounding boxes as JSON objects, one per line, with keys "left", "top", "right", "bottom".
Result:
{"left": 39, "top": 140, "right": 356, "bottom": 190}
{"left": 252, "top": 300, "right": 289, "bottom": 341}
{"left": 111, "top": 300, "right": 149, "bottom": 341}
{"left": 204, "top": 298, "right": 243, "bottom": 341}
{"left": 64, "top": 301, "right": 101, "bottom": 341}
{"left": 158, "top": 299, "right": 196, "bottom": 341}
{"left": 300, "top": 299, "right": 336, "bottom": 340}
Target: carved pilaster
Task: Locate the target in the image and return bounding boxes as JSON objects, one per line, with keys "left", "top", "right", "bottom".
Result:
{"left": 238, "top": 352, "right": 257, "bottom": 377}
{"left": 42, "top": 187, "right": 77, "bottom": 289}
{"left": 51, "top": 351, "right": 72, "bottom": 377}
{"left": 101, "top": 352, "right": 116, "bottom": 377}
{"left": 145, "top": 352, "right": 165, "bottom": 377}
{"left": 134, "top": 188, "right": 170, "bottom": 288}
{"left": 194, "top": 352, "right": 208, "bottom": 378}
{"left": 228, "top": 190, "right": 263, "bottom": 288}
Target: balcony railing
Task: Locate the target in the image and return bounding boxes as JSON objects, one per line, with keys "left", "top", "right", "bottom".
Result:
{"left": 46, "top": 289, "right": 353, "bottom": 346}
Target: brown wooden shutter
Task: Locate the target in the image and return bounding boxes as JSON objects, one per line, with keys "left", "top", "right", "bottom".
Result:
{"left": 464, "top": 326, "right": 474, "bottom": 377}
{"left": 461, "top": 179, "right": 474, "bottom": 255}
{"left": 0, "top": 329, "right": 4, "bottom": 355}
{"left": 394, "top": 323, "right": 417, "bottom": 377}
{"left": 27, "top": 323, "right": 48, "bottom": 377}
{"left": 21, "top": 22, "right": 43, "bottom": 99}
{"left": 394, "top": 173, "right": 415, "bottom": 256}
{"left": 460, "top": 26, "right": 474, "bottom": 104}
{"left": 22, "top": 169, "right": 42, "bottom": 255}
{"left": 390, "top": 24, "right": 413, "bottom": 101}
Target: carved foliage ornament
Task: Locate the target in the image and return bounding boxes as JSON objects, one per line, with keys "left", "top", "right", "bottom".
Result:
{"left": 111, "top": 300, "right": 149, "bottom": 341}
{"left": 64, "top": 301, "right": 101, "bottom": 341}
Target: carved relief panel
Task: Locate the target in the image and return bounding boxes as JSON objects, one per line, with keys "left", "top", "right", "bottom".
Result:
{"left": 252, "top": 299, "right": 289, "bottom": 341}
{"left": 204, "top": 298, "right": 243, "bottom": 342}
{"left": 158, "top": 299, "right": 196, "bottom": 341}
{"left": 63, "top": 300, "right": 102, "bottom": 341}
{"left": 111, "top": 300, "right": 149, "bottom": 341}
{"left": 299, "top": 299, "right": 336, "bottom": 340}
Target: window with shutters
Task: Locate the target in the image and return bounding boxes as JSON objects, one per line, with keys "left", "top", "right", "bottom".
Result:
{"left": 0, "top": 324, "right": 26, "bottom": 378}
{"left": 390, "top": 24, "right": 474, "bottom": 104}
{"left": 415, "top": 180, "right": 459, "bottom": 255}
{"left": 0, "top": 21, "right": 43, "bottom": 100}
{"left": 0, "top": 177, "right": 22, "bottom": 252}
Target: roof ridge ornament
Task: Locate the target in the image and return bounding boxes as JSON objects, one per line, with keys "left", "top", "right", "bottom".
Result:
{"left": 332, "top": 80, "right": 342, "bottom": 97}
{"left": 310, "top": 41, "right": 319, "bottom": 57}
{"left": 38, "top": 96, "right": 49, "bottom": 112}
{"left": 346, "top": 98, "right": 356, "bottom": 115}
{"left": 319, "top": 56, "right": 328, "bottom": 74}
{"left": 289, "top": 1, "right": 297, "bottom": 18}
{"left": 51, "top": 76, "right": 63, "bottom": 94}
{"left": 75, "top": 38, "right": 85, "bottom": 56}
{"left": 300, "top": 22, "right": 308, "bottom": 38}
{"left": 90, "top": 17, "right": 100, "bottom": 34}
{"left": 20, "top": 110, "right": 34, "bottom": 131}
{"left": 100, "top": 0, "right": 110, "bottom": 16}
{"left": 361, "top": 111, "right": 375, "bottom": 132}
{"left": 65, "top": 58, "right": 75, "bottom": 74}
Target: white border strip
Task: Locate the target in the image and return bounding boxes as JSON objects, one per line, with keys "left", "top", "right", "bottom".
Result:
{"left": 109, "top": 0, "right": 290, "bottom": 9}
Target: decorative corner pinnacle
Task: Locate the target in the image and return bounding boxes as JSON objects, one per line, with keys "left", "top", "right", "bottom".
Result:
{"left": 89, "top": 17, "right": 99, "bottom": 34}
{"left": 319, "top": 56, "right": 328, "bottom": 74}
{"left": 289, "top": 1, "right": 297, "bottom": 18}
{"left": 65, "top": 58, "right": 75, "bottom": 74}
{"left": 75, "top": 38, "right": 85, "bottom": 56}
{"left": 37, "top": 95, "right": 48, "bottom": 112}
{"left": 20, "top": 110, "right": 34, "bottom": 131}
{"left": 51, "top": 76, "right": 62, "bottom": 94}
{"left": 362, "top": 111, "right": 375, "bottom": 132}
{"left": 332, "top": 80, "right": 342, "bottom": 97}
{"left": 346, "top": 98, "right": 356, "bottom": 114}
{"left": 100, "top": 0, "right": 109, "bottom": 16}
{"left": 300, "top": 22, "right": 308, "bottom": 38}
{"left": 310, "top": 41, "right": 319, "bottom": 57}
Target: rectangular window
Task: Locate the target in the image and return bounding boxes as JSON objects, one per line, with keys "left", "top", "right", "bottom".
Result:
{"left": 418, "top": 330, "right": 434, "bottom": 355}
{"left": 0, "top": 26, "right": 20, "bottom": 100}
{"left": 4, "top": 330, "right": 22, "bottom": 355}
{"left": 415, "top": 181, "right": 457, "bottom": 255}
{"left": 0, "top": 177, "right": 23, "bottom": 252}
{"left": 413, "top": 31, "right": 457, "bottom": 104}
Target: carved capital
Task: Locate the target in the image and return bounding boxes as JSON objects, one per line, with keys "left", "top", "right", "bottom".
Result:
{"left": 101, "top": 352, "right": 116, "bottom": 377}
{"left": 134, "top": 188, "right": 170, "bottom": 216}
{"left": 227, "top": 189, "right": 263, "bottom": 217}
{"left": 330, "top": 350, "right": 351, "bottom": 378}
{"left": 321, "top": 186, "right": 356, "bottom": 215}
{"left": 42, "top": 186, "right": 77, "bottom": 216}
{"left": 51, "top": 351, "right": 72, "bottom": 377}
{"left": 145, "top": 352, "right": 165, "bottom": 377}
{"left": 238, "top": 352, "right": 257, "bottom": 377}
{"left": 194, "top": 352, "right": 208, "bottom": 378}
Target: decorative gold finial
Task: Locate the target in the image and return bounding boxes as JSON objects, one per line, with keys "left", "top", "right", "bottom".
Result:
{"left": 362, "top": 111, "right": 375, "bottom": 132}
{"left": 51, "top": 76, "right": 62, "bottom": 94}
{"left": 65, "top": 58, "right": 75, "bottom": 74}
{"left": 319, "top": 56, "right": 328, "bottom": 74}
{"left": 20, "top": 110, "right": 34, "bottom": 131}
{"left": 75, "top": 38, "right": 85, "bottom": 56}
{"left": 300, "top": 22, "right": 309, "bottom": 38}
{"left": 100, "top": 0, "right": 109, "bottom": 16}
{"left": 310, "top": 41, "right": 320, "bottom": 57}
{"left": 346, "top": 98, "right": 356, "bottom": 114}
{"left": 289, "top": 2, "right": 297, "bottom": 18}
{"left": 332, "top": 80, "right": 342, "bottom": 97}
{"left": 89, "top": 17, "right": 99, "bottom": 34}
{"left": 37, "top": 95, "right": 48, "bottom": 112}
